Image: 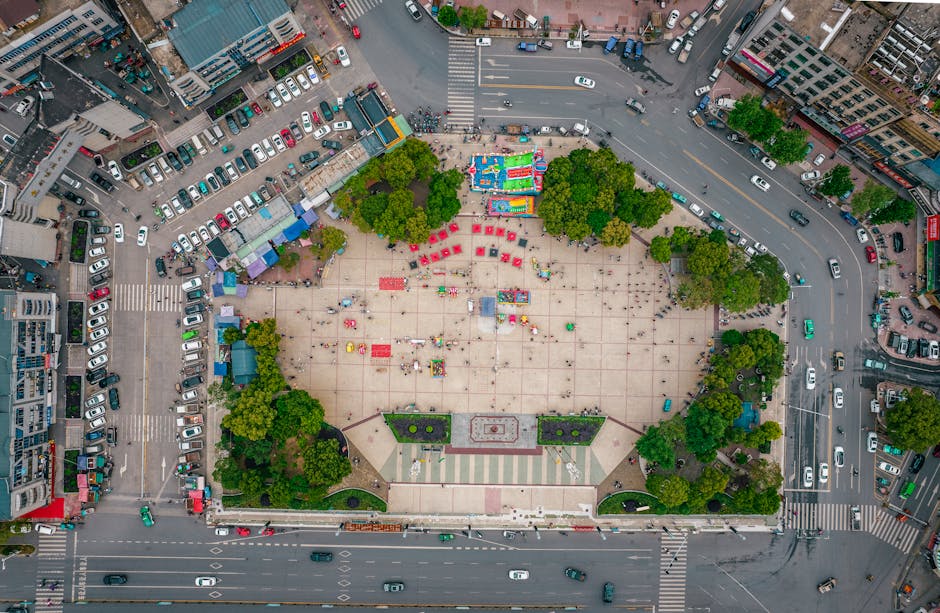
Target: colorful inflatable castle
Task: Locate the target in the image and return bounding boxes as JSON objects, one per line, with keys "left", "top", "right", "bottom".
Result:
{"left": 468, "top": 149, "right": 547, "bottom": 198}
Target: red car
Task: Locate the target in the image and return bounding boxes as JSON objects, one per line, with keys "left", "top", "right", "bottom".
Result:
{"left": 351, "top": 25, "right": 361, "bottom": 39}
{"left": 214, "top": 213, "right": 231, "bottom": 230}
{"left": 280, "top": 128, "right": 296, "bottom": 148}
{"left": 88, "top": 287, "right": 110, "bottom": 301}
{"left": 261, "top": 527, "right": 275, "bottom": 536}
{"left": 865, "top": 245, "right": 877, "bottom": 263}
{"left": 312, "top": 111, "right": 321, "bottom": 125}
{"left": 236, "top": 526, "right": 251, "bottom": 537}
{"left": 251, "top": 101, "right": 263, "bottom": 116}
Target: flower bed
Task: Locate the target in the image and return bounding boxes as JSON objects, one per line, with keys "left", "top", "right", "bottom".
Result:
{"left": 120, "top": 141, "right": 164, "bottom": 170}
{"left": 66, "top": 301, "right": 84, "bottom": 345}
{"left": 65, "top": 376, "right": 82, "bottom": 418}
{"left": 205, "top": 88, "right": 248, "bottom": 121}
{"left": 536, "top": 415, "right": 605, "bottom": 446}
{"left": 597, "top": 491, "right": 666, "bottom": 515}
{"left": 385, "top": 413, "right": 451, "bottom": 443}
{"left": 69, "top": 220, "right": 88, "bottom": 264}
{"left": 314, "top": 488, "right": 387, "bottom": 511}
{"left": 63, "top": 450, "right": 80, "bottom": 493}
{"left": 268, "top": 49, "right": 312, "bottom": 81}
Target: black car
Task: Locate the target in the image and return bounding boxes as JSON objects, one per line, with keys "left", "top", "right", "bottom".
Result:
{"left": 86, "top": 367, "right": 108, "bottom": 383}
{"left": 182, "top": 142, "right": 197, "bottom": 160}
{"left": 176, "top": 145, "right": 192, "bottom": 166}
{"left": 919, "top": 338, "right": 930, "bottom": 358}
{"left": 234, "top": 156, "right": 249, "bottom": 173}
{"left": 78, "top": 209, "right": 100, "bottom": 219}
{"left": 181, "top": 375, "right": 204, "bottom": 389}
{"left": 89, "top": 172, "right": 114, "bottom": 192}
{"left": 893, "top": 232, "right": 904, "bottom": 253}
{"left": 63, "top": 191, "right": 86, "bottom": 205}
{"left": 214, "top": 166, "right": 230, "bottom": 187}
{"left": 99, "top": 373, "right": 120, "bottom": 389}
{"left": 917, "top": 320, "right": 938, "bottom": 333}
{"left": 290, "top": 122, "right": 304, "bottom": 141}
{"left": 90, "top": 271, "right": 111, "bottom": 286}
{"left": 319, "top": 100, "right": 334, "bottom": 121}
{"left": 207, "top": 174, "right": 221, "bottom": 191}
{"left": 155, "top": 256, "right": 167, "bottom": 278}
{"left": 909, "top": 453, "right": 925, "bottom": 474}
{"left": 185, "top": 303, "right": 206, "bottom": 315}
{"left": 299, "top": 151, "right": 320, "bottom": 164}
{"left": 907, "top": 337, "right": 919, "bottom": 358}
{"left": 303, "top": 159, "right": 320, "bottom": 171}
{"left": 322, "top": 139, "right": 343, "bottom": 151}
{"left": 166, "top": 151, "right": 184, "bottom": 171}
{"left": 106, "top": 426, "right": 118, "bottom": 446}
{"left": 186, "top": 289, "right": 204, "bottom": 301}
{"left": 108, "top": 387, "right": 120, "bottom": 410}
{"left": 225, "top": 114, "right": 240, "bottom": 135}
{"left": 177, "top": 188, "right": 192, "bottom": 208}
{"left": 242, "top": 149, "right": 258, "bottom": 169}
{"left": 102, "top": 574, "right": 127, "bottom": 585}
{"left": 789, "top": 209, "right": 809, "bottom": 227}
{"left": 235, "top": 108, "right": 249, "bottom": 128}
{"left": 93, "top": 225, "right": 111, "bottom": 235}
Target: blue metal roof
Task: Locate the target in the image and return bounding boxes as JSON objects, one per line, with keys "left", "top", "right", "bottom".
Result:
{"left": 168, "top": 0, "right": 290, "bottom": 68}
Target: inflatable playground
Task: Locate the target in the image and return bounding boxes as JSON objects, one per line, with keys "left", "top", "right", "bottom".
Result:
{"left": 487, "top": 195, "right": 535, "bottom": 217}
{"left": 468, "top": 149, "right": 547, "bottom": 196}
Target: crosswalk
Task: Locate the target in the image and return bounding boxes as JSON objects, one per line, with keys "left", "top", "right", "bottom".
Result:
{"left": 35, "top": 532, "right": 67, "bottom": 613}
{"left": 342, "top": 0, "right": 384, "bottom": 20}
{"left": 446, "top": 38, "right": 477, "bottom": 129}
{"left": 113, "top": 282, "right": 185, "bottom": 312}
{"left": 658, "top": 532, "right": 688, "bottom": 613}
{"left": 785, "top": 501, "right": 921, "bottom": 553}
{"left": 69, "top": 263, "right": 87, "bottom": 294}
{"left": 109, "top": 413, "right": 178, "bottom": 445}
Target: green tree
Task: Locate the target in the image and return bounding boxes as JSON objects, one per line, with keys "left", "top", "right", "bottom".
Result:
{"left": 222, "top": 387, "right": 277, "bottom": 440}
{"left": 633, "top": 189, "right": 673, "bottom": 228}
{"left": 277, "top": 250, "right": 300, "bottom": 271}
{"left": 850, "top": 178, "right": 896, "bottom": 216}
{"left": 267, "top": 474, "right": 295, "bottom": 508}
{"left": 636, "top": 425, "right": 676, "bottom": 467}
{"left": 699, "top": 390, "right": 744, "bottom": 421}
{"left": 650, "top": 235, "right": 672, "bottom": 263}
{"left": 693, "top": 465, "right": 729, "bottom": 499}
{"left": 213, "top": 456, "right": 242, "bottom": 490}
{"left": 884, "top": 387, "right": 940, "bottom": 452}
{"left": 726, "top": 94, "right": 782, "bottom": 142}
{"left": 384, "top": 149, "right": 417, "bottom": 189}
{"left": 687, "top": 238, "right": 730, "bottom": 278}
{"left": 722, "top": 269, "right": 761, "bottom": 312}
{"left": 748, "top": 459, "right": 784, "bottom": 490}
{"left": 222, "top": 327, "right": 244, "bottom": 345}
{"left": 658, "top": 415, "right": 687, "bottom": 444}
{"left": 747, "top": 254, "right": 790, "bottom": 305}
{"left": 599, "top": 217, "right": 631, "bottom": 247}
{"left": 748, "top": 420, "right": 783, "bottom": 447}
{"left": 239, "top": 469, "right": 265, "bottom": 500}
{"left": 437, "top": 5, "right": 458, "bottom": 27}
{"left": 586, "top": 209, "right": 611, "bottom": 235}
{"left": 302, "top": 438, "right": 352, "bottom": 486}
{"left": 657, "top": 474, "right": 691, "bottom": 508}
{"left": 818, "top": 165, "right": 854, "bottom": 197}
{"left": 458, "top": 5, "right": 487, "bottom": 31}
{"left": 405, "top": 209, "right": 431, "bottom": 244}
{"left": 670, "top": 226, "right": 694, "bottom": 250}
{"left": 243, "top": 438, "right": 274, "bottom": 465}
{"left": 320, "top": 226, "right": 347, "bottom": 258}
{"left": 871, "top": 198, "right": 916, "bottom": 224}
{"left": 271, "top": 390, "right": 324, "bottom": 441}
{"left": 374, "top": 189, "right": 415, "bottom": 242}
{"left": 721, "top": 329, "right": 744, "bottom": 346}
{"left": 765, "top": 128, "right": 809, "bottom": 164}
{"left": 685, "top": 404, "right": 729, "bottom": 461}
{"left": 727, "top": 344, "right": 756, "bottom": 371}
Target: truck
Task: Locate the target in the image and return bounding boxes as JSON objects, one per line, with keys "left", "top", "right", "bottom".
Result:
{"left": 343, "top": 521, "right": 404, "bottom": 532}
{"left": 517, "top": 41, "right": 537, "bottom": 52}
{"left": 504, "top": 124, "right": 529, "bottom": 135}
{"left": 603, "top": 36, "right": 619, "bottom": 55}
{"left": 179, "top": 440, "right": 203, "bottom": 451}
{"left": 312, "top": 53, "right": 329, "bottom": 79}
{"left": 677, "top": 39, "right": 693, "bottom": 64}
{"left": 679, "top": 10, "right": 699, "bottom": 30}
{"left": 688, "top": 109, "right": 705, "bottom": 128}
{"left": 622, "top": 38, "right": 635, "bottom": 58}
{"left": 849, "top": 505, "right": 861, "bottom": 531}
{"left": 722, "top": 30, "right": 741, "bottom": 56}
{"left": 634, "top": 40, "right": 644, "bottom": 61}
{"left": 176, "top": 414, "right": 204, "bottom": 428}
{"left": 174, "top": 404, "right": 200, "bottom": 414}
{"left": 690, "top": 15, "right": 708, "bottom": 35}
{"left": 179, "top": 451, "right": 201, "bottom": 463}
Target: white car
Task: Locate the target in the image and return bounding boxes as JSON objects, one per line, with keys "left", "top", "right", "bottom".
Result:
{"left": 574, "top": 75, "right": 595, "bottom": 89}
{"left": 138, "top": 169, "right": 153, "bottom": 188}
{"left": 87, "top": 342, "right": 108, "bottom": 357}
{"left": 753, "top": 242, "right": 768, "bottom": 253}
{"left": 284, "top": 77, "right": 302, "bottom": 99}
{"left": 805, "top": 367, "right": 816, "bottom": 390}
{"left": 666, "top": 9, "right": 680, "bottom": 28}
{"left": 148, "top": 163, "right": 164, "bottom": 182}
{"left": 107, "top": 160, "right": 123, "bottom": 181}
{"left": 233, "top": 201, "right": 249, "bottom": 219}
{"left": 301, "top": 112, "right": 314, "bottom": 134}
{"left": 181, "top": 425, "right": 203, "bottom": 439}
{"left": 313, "top": 125, "right": 331, "bottom": 140}
{"left": 750, "top": 175, "right": 770, "bottom": 192}
{"left": 161, "top": 203, "right": 175, "bottom": 219}
{"left": 87, "top": 354, "right": 108, "bottom": 370}
{"left": 89, "top": 327, "right": 109, "bottom": 341}
{"left": 181, "top": 278, "right": 202, "bottom": 292}
{"left": 332, "top": 121, "right": 353, "bottom": 131}
{"left": 85, "top": 392, "right": 106, "bottom": 408}
{"left": 183, "top": 314, "right": 203, "bottom": 327}
{"left": 760, "top": 156, "right": 777, "bottom": 171}
{"left": 271, "top": 133, "right": 287, "bottom": 152}
{"left": 668, "top": 37, "right": 683, "bottom": 54}
{"left": 856, "top": 228, "right": 869, "bottom": 243}
{"left": 566, "top": 40, "right": 582, "bottom": 49}
{"left": 88, "top": 246, "right": 107, "bottom": 259}
{"left": 813, "top": 153, "right": 826, "bottom": 166}
{"left": 188, "top": 230, "right": 201, "bottom": 247}
{"left": 171, "top": 197, "right": 185, "bottom": 215}
{"left": 833, "top": 446, "right": 845, "bottom": 468}
{"left": 85, "top": 406, "right": 106, "bottom": 420}
{"left": 252, "top": 143, "right": 267, "bottom": 163}
{"left": 802, "top": 466, "right": 813, "bottom": 488}
{"left": 198, "top": 226, "right": 211, "bottom": 243}
{"left": 177, "top": 234, "right": 193, "bottom": 253}
{"left": 800, "top": 170, "right": 820, "bottom": 182}
{"left": 204, "top": 173, "right": 219, "bottom": 192}
{"left": 137, "top": 226, "right": 148, "bottom": 247}
{"left": 89, "top": 258, "right": 110, "bottom": 274}
{"left": 930, "top": 340, "right": 939, "bottom": 360}
{"left": 268, "top": 88, "right": 283, "bottom": 108}
{"left": 195, "top": 576, "right": 217, "bottom": 587}
{"left": 688, "top": 203, "right": 704, "bottom": 217}
{"left": 833, "top": 387, "right": 843, "bottom": 409}
{"left": 88, "top": 301, "right": 109, "bottom": 317}
{"left": 336, "top": 45, "right": 350, "bottom": 67}
{"left": 295, "top": 72, "right": 311, "bottom": 90}
{"left": 276, "top": 82, "right": 292, "bottom": 103}
{"left": 694, "top": 85, "right": 711, "bottom": 97}
{"left": 206, "top": 220, "right": 221, "bottom": 236}
{"left": 87, "top": 315, "right": 108, "bottom": 330}
{"left": 224, "top": 162, "right": 239, "bottom": 182}
{"left": 877, "top": 461, "right": 900, "bottom": 475}
{"left": 306, "top": 65, "right": 320, "bottom": 85}
{"left": 223, "top": 207, "right": 239, "bottom": 225}
{"left": 261, "top": 138, "right": 277, "bottom": 158}
{"left": 476, "top": 37, "right": 492, "bottom": 46}
{"left": 866, "top": 432, "right": 877, "bottom": 453}
{"left": 89, "top": 415, "right": 107, "bottom": 429}
{"left": 187, "top": 185, "right": 201, "bottom": 202}
{"left": 114, "top": 223, "right": 124, "bottom": 243}
{"left": 818, "top": 463, "right": 829, "bottom": 484}
{"left": 508, "top": 569, "right": 529, "bottom": 580}
{"left": 182, "top": 390, "right": 199, "bottom": 401}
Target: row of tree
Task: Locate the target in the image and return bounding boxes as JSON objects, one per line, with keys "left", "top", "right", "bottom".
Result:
{"left": 726, "top": 95, "right": 809, "bottom": 165}
{"left": 884, "top": 387, "right": 940, "bottom": 453}
{"left": 539, "top": 148, "right": 672, "bottom": 246}
{"left": 649, "top": 227, "right": 789, "bottom": 312}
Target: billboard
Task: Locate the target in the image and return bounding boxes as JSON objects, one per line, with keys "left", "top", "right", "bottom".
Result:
{"left": 927, "top": 215, "right": 940, "bottom": 242}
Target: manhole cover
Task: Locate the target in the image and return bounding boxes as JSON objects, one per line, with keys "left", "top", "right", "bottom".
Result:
{"left": 337, "top": 579, "right": 351, "bottom": 587}
{"left": 209, "top": 591, "right": 222, "bottom": 599}
{"left": 210, "top": 562, "right": 223, "bottom": 570}
{"left": 337, "top": 593, "right": 351, "bottom": 601}
{"left": 209, "top": 547, "right": 223, "bottom": 555}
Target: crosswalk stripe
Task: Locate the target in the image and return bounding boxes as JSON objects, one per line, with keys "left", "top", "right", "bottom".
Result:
{"left": 36, "top": 533, "right": 68, "bottom": 612}
{"left": 785, "top": 501, "right": 920, "bottom": 553}
{"left": 113, "top": 283, "right": 184, "bottom": 312}
{"left": 657, "top": 533, "right": 688, "bottom": 613}
{"left": 446, "top": 38, "right": 477, "bottom": 128}
{"left": 342, "top": 0, "right": 384, "bottom": 20}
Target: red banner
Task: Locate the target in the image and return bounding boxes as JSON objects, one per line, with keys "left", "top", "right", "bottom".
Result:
{"left": 927, "top": 215, "right": 940, "bottom": 242}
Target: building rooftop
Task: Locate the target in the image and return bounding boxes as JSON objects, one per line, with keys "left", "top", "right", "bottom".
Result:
{"left": 0, "top": 122, "right": 59, "bottom": 190}
{"left": 167, "top": 0, "right": 290, "bottom": 68}
{"left": 0, "top": 0, "right": 94, "bottom": 46}
{"left": 36, "top": 55, "right": 109, "bottom": 128}
{"left": 821, "top": 3, "right": 889, "bottom": 70}
{"left": 0, "top": 0, "right": 40, "bottom": 28}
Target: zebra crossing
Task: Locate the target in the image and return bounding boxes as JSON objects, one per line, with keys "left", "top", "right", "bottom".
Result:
{"left": 69, "top": 263, "right": 87, "bottom": 294}
{"left": 446, "top": 38, "right": 478, "bottom": 129}
{"left": 786, "top": 501, "right": 921, "bottom": 553}
{"left": 341, "top": 0, "right": 384, "bottom": 20}
{"left": 113, "top": 282, "right": 184, "bottom": 312}
{"left": 112, "top": 413, "right": 177, "bottom": 444}
{"left": 658, "top": 532, "right": 688, "bottom": 613}
{"left": 35, "top": 532, "right": 67, "bottom": 613}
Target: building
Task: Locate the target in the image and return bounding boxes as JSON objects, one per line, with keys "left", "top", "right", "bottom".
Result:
{"left": 0, "top": 0, "right": 121, "bottom": 93}
{"left": 0, "top": 289, "right": 59, "bottom": 521}
{"left": 163, "top": 0, "right": 304, "bottom": 108}
{"left": 0, "top": 0, "right": 40, "bottom": 33}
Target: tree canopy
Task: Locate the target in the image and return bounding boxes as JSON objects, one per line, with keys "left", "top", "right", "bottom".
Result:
{"left": 726, "top": 94, "right": 782, "bottom": 143}
{"left": 850, "top": 178, "right": 897, "bottom": 217}
{"left": 818, "top": 165, "right": 854, "bottom": 198}
{"left": 765, "top": 128, "right": 809, "bottom": 165}
{"left": 458, "top": 5, "right": 487, "bottom": 31}
{"left": 870, "top": 197, "right": 916, "bottom": 224}
{"left": 885, "top": 388, "right": 940, "bottom": 452}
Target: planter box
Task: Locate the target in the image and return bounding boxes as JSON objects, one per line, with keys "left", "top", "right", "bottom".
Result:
{"left": 205, "top": 88, "right": 248, "bottom": 121}
{"left": 268, "top": 48, "right": 312, "bottom": 82}
{"left": 65, "top": 375, "right": 82, "bottom": 418}
{"left": 66, "top": 301, "right": 85, "bottom": 345}
{"left": 69, "top": 220, "right": 89, "bottom": 264}
{"left": 120, "top": 142, "right": 164, "bottom": 170}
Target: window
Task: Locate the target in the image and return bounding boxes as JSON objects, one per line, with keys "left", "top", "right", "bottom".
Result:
{"left": 806, "top": 47, "right": 818, "bottom": 56}
{"left": 819, "top": 57, "right": 832, "bottom": 67}
{"left": 795, "top": 53, "right": 808, "bottom": 64}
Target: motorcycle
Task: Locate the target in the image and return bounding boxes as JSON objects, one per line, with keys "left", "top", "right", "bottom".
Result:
{"left": 503, "top": 99, "right": 512, "bottom": 108}
{"left": 836, "top": 426, "right": 844, "bottom": 435}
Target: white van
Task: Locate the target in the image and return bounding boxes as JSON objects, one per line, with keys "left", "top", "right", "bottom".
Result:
{"left": 191, "top": 134, "right": 207, "bottom": 156}
{"left": 492, "top": 10, "right": 506, "bottom": 20}
{"left": 182, "top": 340, "right": 203, "bottom": 352}
{"left": 125, "top": 174, "right": 143, "bottom": 191}
{"left": 84, "top": 444, "right": 104, "bottom": 455}
{"left": 158, "top": 156, "right": 173, "bottom": 175}
{"left": 201, "top": 128, "right": 218, "bottom": 146}
{"left": 60, "top": 173, "right": 82, "bottom": 189}
{"left": 572, "top": 122, "right": 590, "bottom": 136}
{"left": 525, "top": 14, "right": 538, "bottom": 28}
{"left": 183, "top": 352, "right": 201, "bottom": 362}
{"left": 242, "top": 195, "right": 257, "bottom": 211}
{"left": 34, "top": 523, "right": 57, "bottom": 535}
